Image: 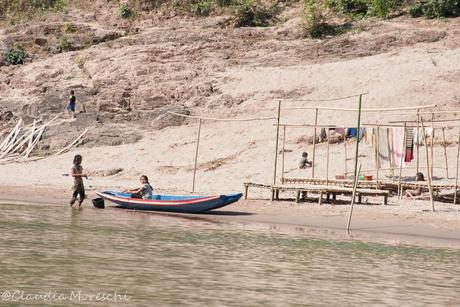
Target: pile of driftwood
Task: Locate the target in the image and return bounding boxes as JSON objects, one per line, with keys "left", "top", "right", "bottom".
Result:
{"left": 0, "top": 115, "right": 89, "bottom": 164}
{"left": 0, "top": 117, "right": 54, "bottom": 164}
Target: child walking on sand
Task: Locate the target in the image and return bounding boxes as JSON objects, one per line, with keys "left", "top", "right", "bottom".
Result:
{"left": 70, "top": 154, "right": 88, "bottom": 207}
{"left": 66, "top": 90, "right": 76, "bottom": 118}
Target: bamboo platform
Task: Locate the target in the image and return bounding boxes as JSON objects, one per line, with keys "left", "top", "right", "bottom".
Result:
{"left": 282, "top": 177, "right": 457, "bottom": 193}
{"left": 243, "top": 182, "right": 389, "bottom": 205}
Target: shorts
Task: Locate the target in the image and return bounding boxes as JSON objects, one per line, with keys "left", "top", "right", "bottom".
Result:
{"left": 130, "top": 193, "right": 142, "bottom": 199}
{"left": 71, "top": 184, "right": 85, "bottom": 202}
{"left": 67, "top": 103, "right": 75, "bottom": 112}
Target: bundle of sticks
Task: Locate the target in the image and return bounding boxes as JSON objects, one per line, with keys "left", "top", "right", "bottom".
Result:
{"left": 0, "top": 115, "right": 63, "bottom": 164}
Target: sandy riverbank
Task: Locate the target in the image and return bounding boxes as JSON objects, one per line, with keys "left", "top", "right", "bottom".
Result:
{"left": 2, "top": 184, "right": 460, "bottom": 249}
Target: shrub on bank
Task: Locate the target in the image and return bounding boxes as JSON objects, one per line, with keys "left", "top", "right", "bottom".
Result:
{"left": 234, "top": 0, "right": 278, "bottom": 26}
{"left": 0, "top": 0, "right": 68, "bottom": 24}
{"left": 325, "top": 0, "right": 403, "bottom": 18}
{"left": 3, "top": 45, "right": 27, "bottom": 65}
{"left": 409, "top": 0, "right": 460, "bottom": 18}
{"left": 120, "top": 3, "right": 133, "bottom": 18}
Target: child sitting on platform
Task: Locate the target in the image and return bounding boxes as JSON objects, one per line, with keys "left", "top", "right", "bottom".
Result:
{"left": 299, "top": 152, "right": 312, "bottom": 169}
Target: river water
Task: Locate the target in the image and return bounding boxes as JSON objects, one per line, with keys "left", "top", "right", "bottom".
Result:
{"left": 0, "top": 203, "right": 459, "bottom": 306}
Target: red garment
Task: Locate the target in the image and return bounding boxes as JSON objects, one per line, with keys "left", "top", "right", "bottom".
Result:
{"left": 404, "top": 149, "right": 413, "bottom": 162}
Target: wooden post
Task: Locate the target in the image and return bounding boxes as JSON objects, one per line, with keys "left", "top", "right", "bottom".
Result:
{"left": 391, "top": 129, "right": 396, "bottom": 181}
{"left": 398, "top": 123, "right": 406, "bottom": 198}
{"left": 28, "top": 120, "right": 36, "bottom": 150}
{"left": 442, "top": 127, "right": 448, "bottom": 179}
{"left": 416, "top": 109, "right": 420, "bottom": 175}
{"left": 346, "top": 94, "right": 363, "bottom": 230}
{"left": 326, "top": 128, "right": 330, "bottom": 184}
{"left": 454, "top": 126, "right": 460, "bottom": 205}
{"left": 312, "top": 108, "right": 318, "bottom": 178}
{"left": 421, "top": 118, "right": 435, "bottom": 211}
{"left": 281, "top": 125, "right": 286, "bottom": 184}
{"left": 431, "top": 113, "right": 435, "bottom": 178}
{"left": 273, "top": 100, "right": 281, "bottom": 185}
{"left": 344, "top": 127, "right": 348, "bottom": 176}
{"left": 376, "top": 125, "right": 380, "bottom": 185}
{"left": 387, "top": 128, "right": 394, "bottom": 181}
{"left": 192, "top": 119, "right": 202, "bottom": 193}
{"left": 347, "top": 164, "right": 362, "bottom": 231}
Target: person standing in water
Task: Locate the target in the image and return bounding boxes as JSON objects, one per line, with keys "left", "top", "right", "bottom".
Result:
{"left": 70, "top": 154, "right": 88, "bottom": 207}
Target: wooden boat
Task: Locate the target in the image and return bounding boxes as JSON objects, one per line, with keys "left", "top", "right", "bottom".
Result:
{"left": 95, "top": 191, "right": 243, "bottom": 213}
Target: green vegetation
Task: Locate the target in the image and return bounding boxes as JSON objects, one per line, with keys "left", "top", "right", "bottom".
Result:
{"left": 190, "top": 0, "right": 215, "bottom": 16}
{"left": 62, "top": 22, "right": 75, "bottom": 33}
{"left": 3, "top": 45, "right": 27, "bottom": 65}
{"left": 188, "top": 0, "right": 280, "bottom": 26}
{"left": 409, "top": 0, "right": 460, "bottom": 18}
{"left": 59, "top": 35, "right": 72, "bottom": 51}
{"left": 120, "top": 3, "right": 133, "bottom": 18}
{"left": 325, "top": 0, "right": 403, "bottom": 18}
{"left": 234, "top": 0, "right": 278, "bottom": 26}
{"left": 302, "top": 0, "right": 353, "bottom": 37}
{"left": 0, "top": 0, "right": 68, "bottom": 24}
{"left": 303, "top": 0, "right": 327, "bottom": 37}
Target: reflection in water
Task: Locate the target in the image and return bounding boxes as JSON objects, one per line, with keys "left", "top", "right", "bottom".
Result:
{"left": 0, "top": 203, "right": 459, "bottom": 306}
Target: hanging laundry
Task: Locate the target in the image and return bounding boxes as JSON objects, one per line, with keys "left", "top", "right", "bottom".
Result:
{"left": 404, "top": 128, "right": 414, "bottom": 162}
{"left": 359, "top": 128, "right": 366, "bottom": 142}
{"left": 365, "top": 128, "right": 374, "bottom": 145}
{"left": 392, "top": 127, "right": 405, "bottom": 167}
{"left": 414, "top": 127, "right": 433, "bottom": 145}
{"left": 346, "top": 128, "right": 366, "bottom": 142}
{"left": 377, "top": 128, "right": 390, "bottom": 168}
{"left": 347, "top": 128, "right": 357, "bottom": 138}
{"left": 334, "top": 128, "right": 345, "bottom": 137}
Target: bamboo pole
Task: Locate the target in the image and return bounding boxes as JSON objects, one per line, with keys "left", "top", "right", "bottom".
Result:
{"left": 344, "top": 127, "right": 347, "bottom": 176}
{"left": 326, "top": 128, "right": 330, "bottom": 184}
{"left": 48, "top": 127, "right": 88, "bottom": 158}
{"left": 421, "top": 118, "right": 435, "bottom": 211}
{"left": 442, "top": 127, "right": 449, "bottom": 179}
{"left": 0, "top": 119, "right": 22, "bottom": 151}
{"left": 3, "top": 128, "right": 39, "bottom": 158}
{"left": 398, "top": 123, "right": 406, "bottom": 198}
{"left": 312, "top": 108, "right": 318, "bottom": 178}
{"left": 28, "top": 120, "right": 36, "bottom": 150}
{"left": 0, "top": 132, "right": 28, "bottom": 159}
{"left": 347, "top": 164, "right": 362, "bottom": 231}
{"left": 388, "top": 128, "right": 395, "bottom": 181}
{"left": 273, "top": 101, "right": 281, "bottom": 185}
{"left": 281, "top": 125, "right": 286, "bottom": 184}
{"left": 416, "top": 110, "right": 420, "bottom": 175}
{"left": 1, "top": 127, "right": 22, "bottom": 155}
{"left": 376, "top": 126, "right": 380, "bottom": 185}
{"left": 283, "top": 104, "right": 436, "bottom": 112}
{"left": 431, "top": 114, "right": 435, "bottom": 178}
{"left": 344, "top": 165, "right": 444, "bottom": 175}
{"left": 192, "top": 119, "right": 202, "bottom": 193}
{"left": 167, "top": 111, "right": 276, "bottom": 122}
{"left": 23, "top": 126, "right": 46, "bottom": 158}
{"left": 454, "top": 126, "right": 460, "bottom": 205}
{"left": 346, "top": 94, "right": 363, "bottom": 230}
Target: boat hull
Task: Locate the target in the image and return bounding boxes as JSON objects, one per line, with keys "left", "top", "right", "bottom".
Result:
{"left": 95, "top": 191, "right": 242, "bottom": 213}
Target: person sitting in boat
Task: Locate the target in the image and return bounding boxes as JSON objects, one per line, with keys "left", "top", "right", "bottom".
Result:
{"left": 299, "top": 152, "right": 312, "bottom": 169}
{"left": 123, "top": 175, "right": 153, "bottom": 199}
